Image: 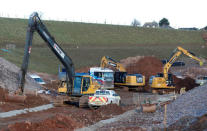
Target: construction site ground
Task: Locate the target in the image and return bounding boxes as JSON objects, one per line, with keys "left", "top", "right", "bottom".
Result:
{"left": 0, "top": 56, "right": 207, "bottom": 130}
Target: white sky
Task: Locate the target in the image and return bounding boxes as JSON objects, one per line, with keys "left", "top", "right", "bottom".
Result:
{"left": 0, "top": 0, "right": 206, "bottom": 28}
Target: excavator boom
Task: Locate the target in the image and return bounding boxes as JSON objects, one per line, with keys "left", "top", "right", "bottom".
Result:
{"left": 150, "top": 46, "right": 203, "bottom": 92}
{"left": 19, "top": 12, "right": 75, "bottom": 94}
{"left": 100, "top": 56, "right": 126, "bottom": 72}
{"left": 163, "top": 46, "right": 203, "bottom": 79}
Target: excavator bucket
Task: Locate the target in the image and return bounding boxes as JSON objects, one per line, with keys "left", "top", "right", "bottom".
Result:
{"left": 5, "top": 94, "right": 26, "bottom": 103}
{"left": 142, "top": 104, "right": 156, "bottom": 113}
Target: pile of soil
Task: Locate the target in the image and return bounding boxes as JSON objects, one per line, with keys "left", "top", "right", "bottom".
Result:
{"left": 24, "top": 94, "right": 50, "bottom": 108}
{"left": 124, "top": 56, "right": 163, "bottom": 83}
{"left": 43, "top": 80, "right": 60, "bottom": 91}
{"left": 173, "top": 76, "right": 199, "bottom": 93}
{"left": 97, "top": 104, "right": 124, "bottom": 116}
{"left": 72, "top": 104, "right": 124, "bottom": 126}
{"left": 76, "top": 66, "right": 92, "bottom": 73}
{"left": 7, "top": 114, "right": 83, "bottom": 131}
{"left": 120, "top": 56, "right": 144, "bottom": 68}
{"left": 0, "top": 87, "right": 8, "bottom": 101}
{"left": 0, "top": 91, "right": 50, "bottom": 112}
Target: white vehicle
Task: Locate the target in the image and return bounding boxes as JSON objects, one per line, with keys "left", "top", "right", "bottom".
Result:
{"left": 196, "top": 76, "right": 207, "bottom": 85}
{"left": 88, "top": 90, "right": 121, "bottom": 108}
{"left": 29, "top": 74, "right": 46, "bottom": 85}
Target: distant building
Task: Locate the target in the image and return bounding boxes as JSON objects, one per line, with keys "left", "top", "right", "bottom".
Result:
{"left": 143, "top": 21, "right": 158, "bottom": 28}
{"left": 159, "top": 25, "right": 174, "bottom": 29}
{"left": 178, "top": 27, "right": 198, "bottom": 31}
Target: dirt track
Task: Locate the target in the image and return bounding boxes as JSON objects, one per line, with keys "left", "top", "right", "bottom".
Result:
{"left": 0, "top": 92, "right": 132, "bottom": 130}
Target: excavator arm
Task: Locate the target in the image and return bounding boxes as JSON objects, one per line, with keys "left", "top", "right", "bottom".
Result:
{"left": 100, "top": 56, "right": 126, "bottom": 72}
{"left": 163, "top": 46, "right": 203, "bottom": 80}
{"left": 19, "top": 12, "right": 75, "bottom": 94}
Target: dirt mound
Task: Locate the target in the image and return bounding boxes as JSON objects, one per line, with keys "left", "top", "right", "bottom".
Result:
{"left": 124, "top": 56, "right": 163, "bottom": 82}
{"left": 72, "top": 104, "right": 124, "bottom": 126}
{"left": 24, "top": 94, "right": 50, "bottom": 108}
{"left": 76, "top": 66, "right": 91, "bottom": 73}
{"left": 7, "top": 114, "right": 83, "bottom": 131}
{"left": 0, "top": 87, "right": 8, "bottom": 101}
{"left": 44, "top": 80, "right": 60, "bottom": 91}
{"left": 97, "top": 104, "right": 124, "bottom": 116}
{"left": 173, "top": 76, "right": 199, "bottom": 93}
{"left": 120, "top": 56, "right": 144, "bottom": 68}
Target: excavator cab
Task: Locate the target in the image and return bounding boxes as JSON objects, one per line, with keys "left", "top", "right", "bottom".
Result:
{"left": 114, "top": 72, "right": 127, "bottom": 83}
{"left": 58, "top": 75, "right": 100, "bottom": 95}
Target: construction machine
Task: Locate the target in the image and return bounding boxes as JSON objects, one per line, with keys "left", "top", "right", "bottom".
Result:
{"left": 149, "top": 46, "right": 203, "bottom": 93}
{"left": 18, "top": 12, "right": 101, "bottom": 107}
{"left": 100, "top": 56, "right": 145, "bottom": 90}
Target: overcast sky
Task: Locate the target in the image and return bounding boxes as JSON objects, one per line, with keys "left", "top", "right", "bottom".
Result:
{"left": 0, "top": 0, "right": 206, "bottom": 28}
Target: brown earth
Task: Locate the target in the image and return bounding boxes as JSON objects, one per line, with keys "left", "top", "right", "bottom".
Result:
{"left": 173, "top": 76, "right": 199, "bottom": 93}
{"left": 43, "top": 80, "right": 60, "bottom": 91}
{"left": 3, "top": 104, "right": 125, "bottom": 130}
{"left": 122, "top": 56, "right": 163, "bottom": 82}
{"left": 24, "top": 94, "right": 50, "bottom": 108}
{"left": 0, "top": 87, "right": 50, "bottom": 112}
{"left": 71, "top": 104, "right": 125, "bottom": 126}
{"left": 0, "top": 56, "right": 203, "bottom": 130}
{"left": 75, "top": 66, "right": 92, "bottom": 73}
{"left": 7, "top": 114, "right": 83, "bottom": 131}
{"left": 0, "top": 87, "right": 8, "bottom": 101}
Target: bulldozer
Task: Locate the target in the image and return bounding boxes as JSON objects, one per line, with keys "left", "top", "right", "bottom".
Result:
{"left": 149, "top": 46, "right": 203, "bottom": 93}
{"left": 15, "top": 12, "right": 101, "bottom": 107}
{"left": 100, "top": 56, "right": 145, "bottom": 90}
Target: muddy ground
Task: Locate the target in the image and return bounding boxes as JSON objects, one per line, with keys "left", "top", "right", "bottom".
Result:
{"left": 0, "top": 56, "right": 207, "bottom": 130}
{"left": 0, "top": 89, "right": 136, "bottom": 130}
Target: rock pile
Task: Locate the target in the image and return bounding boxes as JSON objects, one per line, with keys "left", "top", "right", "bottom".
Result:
{"left": 0, "top": 57, "right": 39, "bottom": 93}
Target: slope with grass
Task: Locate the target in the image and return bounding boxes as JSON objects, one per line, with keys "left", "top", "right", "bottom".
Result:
{"left": 0, "top": 17, "right": 206, "bottom": 74}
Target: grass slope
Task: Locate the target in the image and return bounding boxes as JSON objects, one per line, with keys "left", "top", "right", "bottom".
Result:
{"left": 0, "top": 17, "right": 206, "bottom": 74}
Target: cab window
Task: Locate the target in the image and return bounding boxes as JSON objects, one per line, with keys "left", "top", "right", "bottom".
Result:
{"left": 82, "top": 77, "right": 90, "bottom": 91}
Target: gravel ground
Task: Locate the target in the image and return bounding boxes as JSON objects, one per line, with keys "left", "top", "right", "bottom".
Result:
{"left": 165, "top": 83, "right": 207, "bottom": 126}
{"left": 153, "top": 83, "right": 207, "bottom": 128}
{"left": 0, "top": 57, "right": 40, "bottom": 93}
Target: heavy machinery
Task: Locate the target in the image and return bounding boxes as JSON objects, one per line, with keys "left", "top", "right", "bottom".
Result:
{"left": 149, "top": 46, "right": 203, "bottom": 93}
{"left": 18, "top": 12, "right": 101, "bottom": 107}
{"left": 57, "top": 66, "right": 114, "bottom": 93}
{"left": 100, "top": 56, "right": 145, "bottom": 90}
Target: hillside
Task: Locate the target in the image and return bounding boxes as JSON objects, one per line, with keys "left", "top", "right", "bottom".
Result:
{"left": 0, "top": 17, "right": 206, "bottom": 74}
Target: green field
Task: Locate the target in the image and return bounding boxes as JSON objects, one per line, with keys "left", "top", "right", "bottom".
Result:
{"left": 0, "top": 17, "right": 206, "bottom": 74}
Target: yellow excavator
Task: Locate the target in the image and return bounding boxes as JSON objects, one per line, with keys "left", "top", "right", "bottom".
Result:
{"left": 18, "top": 12, "right": 100, "bottom": 107}
{"left": 101, "top": 56, "right": 145, "bottom": 90}
{"left": 149, "top": 46, "right": 203, "bottom": 93}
